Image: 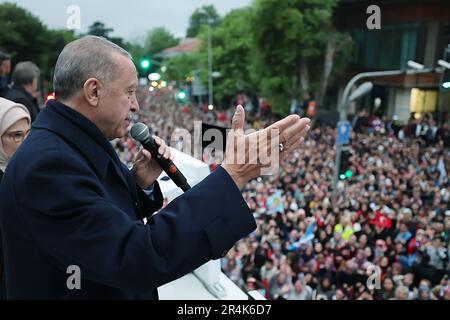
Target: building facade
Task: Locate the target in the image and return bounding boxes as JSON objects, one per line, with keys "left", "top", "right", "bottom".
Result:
{"left": 334, "top": 0, "right": 450, "bottom": 123}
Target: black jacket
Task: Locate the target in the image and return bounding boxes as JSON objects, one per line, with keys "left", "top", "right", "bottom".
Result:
{"left": 4, "top": 84, "right": 40, "bottom": 122}
{"left": 0, "top": 76, "right": 9, "bottom": 98}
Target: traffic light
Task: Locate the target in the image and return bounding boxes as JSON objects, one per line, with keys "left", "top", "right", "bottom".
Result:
{"left": 138, "top": 57, "right": 152, "bottom": 76}
{"left": 175, "top": 88, "right": 188, "bottom": 103}
{"left": 140, "top": 58, "right": 151, "bottom": 70}
{"left": 441, "top": 47, "right": 450, "bottom": 91}
{"left": 339, "top": 148, "right": 352, "bottom": 180}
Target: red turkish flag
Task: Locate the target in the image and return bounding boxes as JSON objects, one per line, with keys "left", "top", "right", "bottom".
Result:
{"left": 368, "top": 210, "right": 392, "bottom": 229}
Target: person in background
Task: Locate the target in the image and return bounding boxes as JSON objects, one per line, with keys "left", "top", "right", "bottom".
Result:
{"left": 0, "top": 52, "right": 11, "bottom": 97}
{"left": 0, "top": 97, "right": 31, "bottom": 299}
{"left": 269, "top": 270, "right": 293, "bottom": 300}
{"left": 288, "top": 279, "right": 313, "bottom": 300}
{"left": 393, "top": 285, "right": 409, "bottom": 300}
{"left": 5, "top": 61, "right": 41, "bottom": 122}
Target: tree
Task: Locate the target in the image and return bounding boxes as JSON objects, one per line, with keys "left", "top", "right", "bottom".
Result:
{"left": 250, "top": 0, "right": 349, "bottom": 114}
{"left": 0, "top": 3, "right": 76, "bottom": 86}
{"left": 196, "top": 7, "right": 256, "bottom": 106}
{"left": 43, "top": 29, "right": 76, "bottom": 85}
{"left": 164, "top": 53, "right": 200, "bottom": 83}
{"left": 186, "top": 5, "right": 221, "bottom": 38}
{"left": 314, "top": 31, "right": 352, "bottom": 108}
{"left": 86, "top": 21, "right": 113, "bottom": 38}
{"left": 85, "top": 21, "right": 127, "bottom": 48}
{"left": 144, "top": 27, "right": 179, "bottom": 56}
{"left": 0, "top": 3, "right": 51, "bottom": 67}
{"left": 127, "top": 43, "right": 146, "bottom": 61}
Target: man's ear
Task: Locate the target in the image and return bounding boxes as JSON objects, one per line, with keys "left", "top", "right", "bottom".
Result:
{"left": 83, "top": 78, "right": 101, "bottom": 106}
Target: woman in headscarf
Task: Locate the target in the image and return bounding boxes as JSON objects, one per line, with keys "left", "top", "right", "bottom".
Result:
{"left": 0, "top": 97, "right": 31, "bottom": 299}
{"left": 0, "top": 97, "right": 31, "bottom": 179}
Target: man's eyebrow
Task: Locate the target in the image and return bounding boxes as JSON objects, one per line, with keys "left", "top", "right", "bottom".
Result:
{"left": 127, "top": 83, "right": 137, "bottom": 90}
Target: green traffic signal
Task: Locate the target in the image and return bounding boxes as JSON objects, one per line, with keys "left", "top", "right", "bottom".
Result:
{"left": 175, "top": 88, "right": 188, "bottom": 103}
{"left": 339, "top": 170, "right": 353, "bottom": 180}
{"left": 177, "top": 91, "right": 186, "bottom": 100}
{"left": 345, "top": 170, "right": 353, "bottom": 179}
{"left": 141, "top": 59, "right": 150, "bottom": 69}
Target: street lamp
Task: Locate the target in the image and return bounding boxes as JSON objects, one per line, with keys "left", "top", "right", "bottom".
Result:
{"left": 437, "top": 59, "right": 450, "bottom": 70}
{"left": 207, "top": 17, "right": 214, "bottom": 108}
{"left": 349, "top": 82, "right": 373, "bottom": 102}
{"left": 407, "top": 60, "right": 425, "bottom": 70}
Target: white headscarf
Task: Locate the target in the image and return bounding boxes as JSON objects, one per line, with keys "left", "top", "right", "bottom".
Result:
{"left": 0, "top": 97, "right": 31, "bottom": 172}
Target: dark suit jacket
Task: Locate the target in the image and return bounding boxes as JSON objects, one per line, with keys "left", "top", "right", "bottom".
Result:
{"left": 0, "top": 100, "right": 255, "bottom": 299}
{"left": 4, "top": 84, "right": 40, "bottom": 122}
{"left": 0, "top": 76, "right": 9, "bottom": 98}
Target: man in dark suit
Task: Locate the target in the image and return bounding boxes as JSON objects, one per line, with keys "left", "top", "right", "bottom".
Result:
{"left": 0, "top": 51, "right": 11, "bottom": 97}
{"left": 0, "top": 36, "right": 310, "bottom": 299}
{"left": 5, "top": 61, "right": 41, "bottom": 122}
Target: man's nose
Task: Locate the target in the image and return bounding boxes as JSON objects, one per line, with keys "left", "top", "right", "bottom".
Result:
{"left": 131, "top": 96, "right": 139, "bottom": 113}
{"left": 131, "top": 103, "right": 139, "bottom": 113}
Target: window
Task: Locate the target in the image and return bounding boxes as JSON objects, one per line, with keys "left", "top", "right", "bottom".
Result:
{"left": 349, "top": 22, "right": 423, "bottom": 69}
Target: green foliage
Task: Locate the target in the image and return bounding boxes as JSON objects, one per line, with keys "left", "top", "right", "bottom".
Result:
{"left": 144, "top": 27, "right": 179, "bottom": 56}
{"left": 188, "top": 0, "right": 350, "bottom": 114}
{"left": 186, "top": 5, "right": 221, "bottom": 38}
{"left": 199, "top": 7, "right": 256, "bottom": 105}
{"left": 43, "top": 29, "right": 76, "bottom": 83}
{"left": 0, "top": 3, "right": 50, "bottom": 66}
{"left": 250, "top": 0, "right": 337, "bottom": 114}
{"left": 85, "top": 21, "right": 127, "bottom": 48}
{"left": 0, "top": 3, "right": 75, "bottom": 85}
{"left": 164, "top": 53, "right": 200, "bottom": 82}
{"left": 86, "top": 21, "right": 113, "bottom": 38}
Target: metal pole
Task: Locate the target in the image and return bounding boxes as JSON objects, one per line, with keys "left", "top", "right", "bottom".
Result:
{"left": 208, "top": 21, "right": 213, "bottom": 107}
{"left": 332, "top": 69, "right": 417, "bottom": 200}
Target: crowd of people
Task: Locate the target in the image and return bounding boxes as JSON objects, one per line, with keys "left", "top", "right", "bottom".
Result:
{"left": 231, "top": 121, "right": 449, "bottom": 300}
{"left": 122, "top": 89, "right": 450, "bottom": 300}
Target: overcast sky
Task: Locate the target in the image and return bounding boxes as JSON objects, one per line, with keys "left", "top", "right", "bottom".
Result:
{"left": 2, "top": 0, "right": 253, "bottom": 42}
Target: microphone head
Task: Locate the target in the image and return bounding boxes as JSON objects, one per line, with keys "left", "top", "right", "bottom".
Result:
{"left": 130, "top": 122, "right": 150, "bottom": 142}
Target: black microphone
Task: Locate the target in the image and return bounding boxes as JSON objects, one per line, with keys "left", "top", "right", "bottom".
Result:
{"left": 130, "top": 122, "right": 191, "bottom": 192}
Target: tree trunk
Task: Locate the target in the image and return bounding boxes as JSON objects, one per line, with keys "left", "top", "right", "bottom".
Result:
{"left": 300, "top": 57, "right": 310, "bottom": 101}
{"left": 315, "top": 30, "right": 337, "bottom": 108}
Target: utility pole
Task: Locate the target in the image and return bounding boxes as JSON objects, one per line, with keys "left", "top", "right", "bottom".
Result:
{"left": 207, "top": 18, "right": 213, "bottom": 108}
